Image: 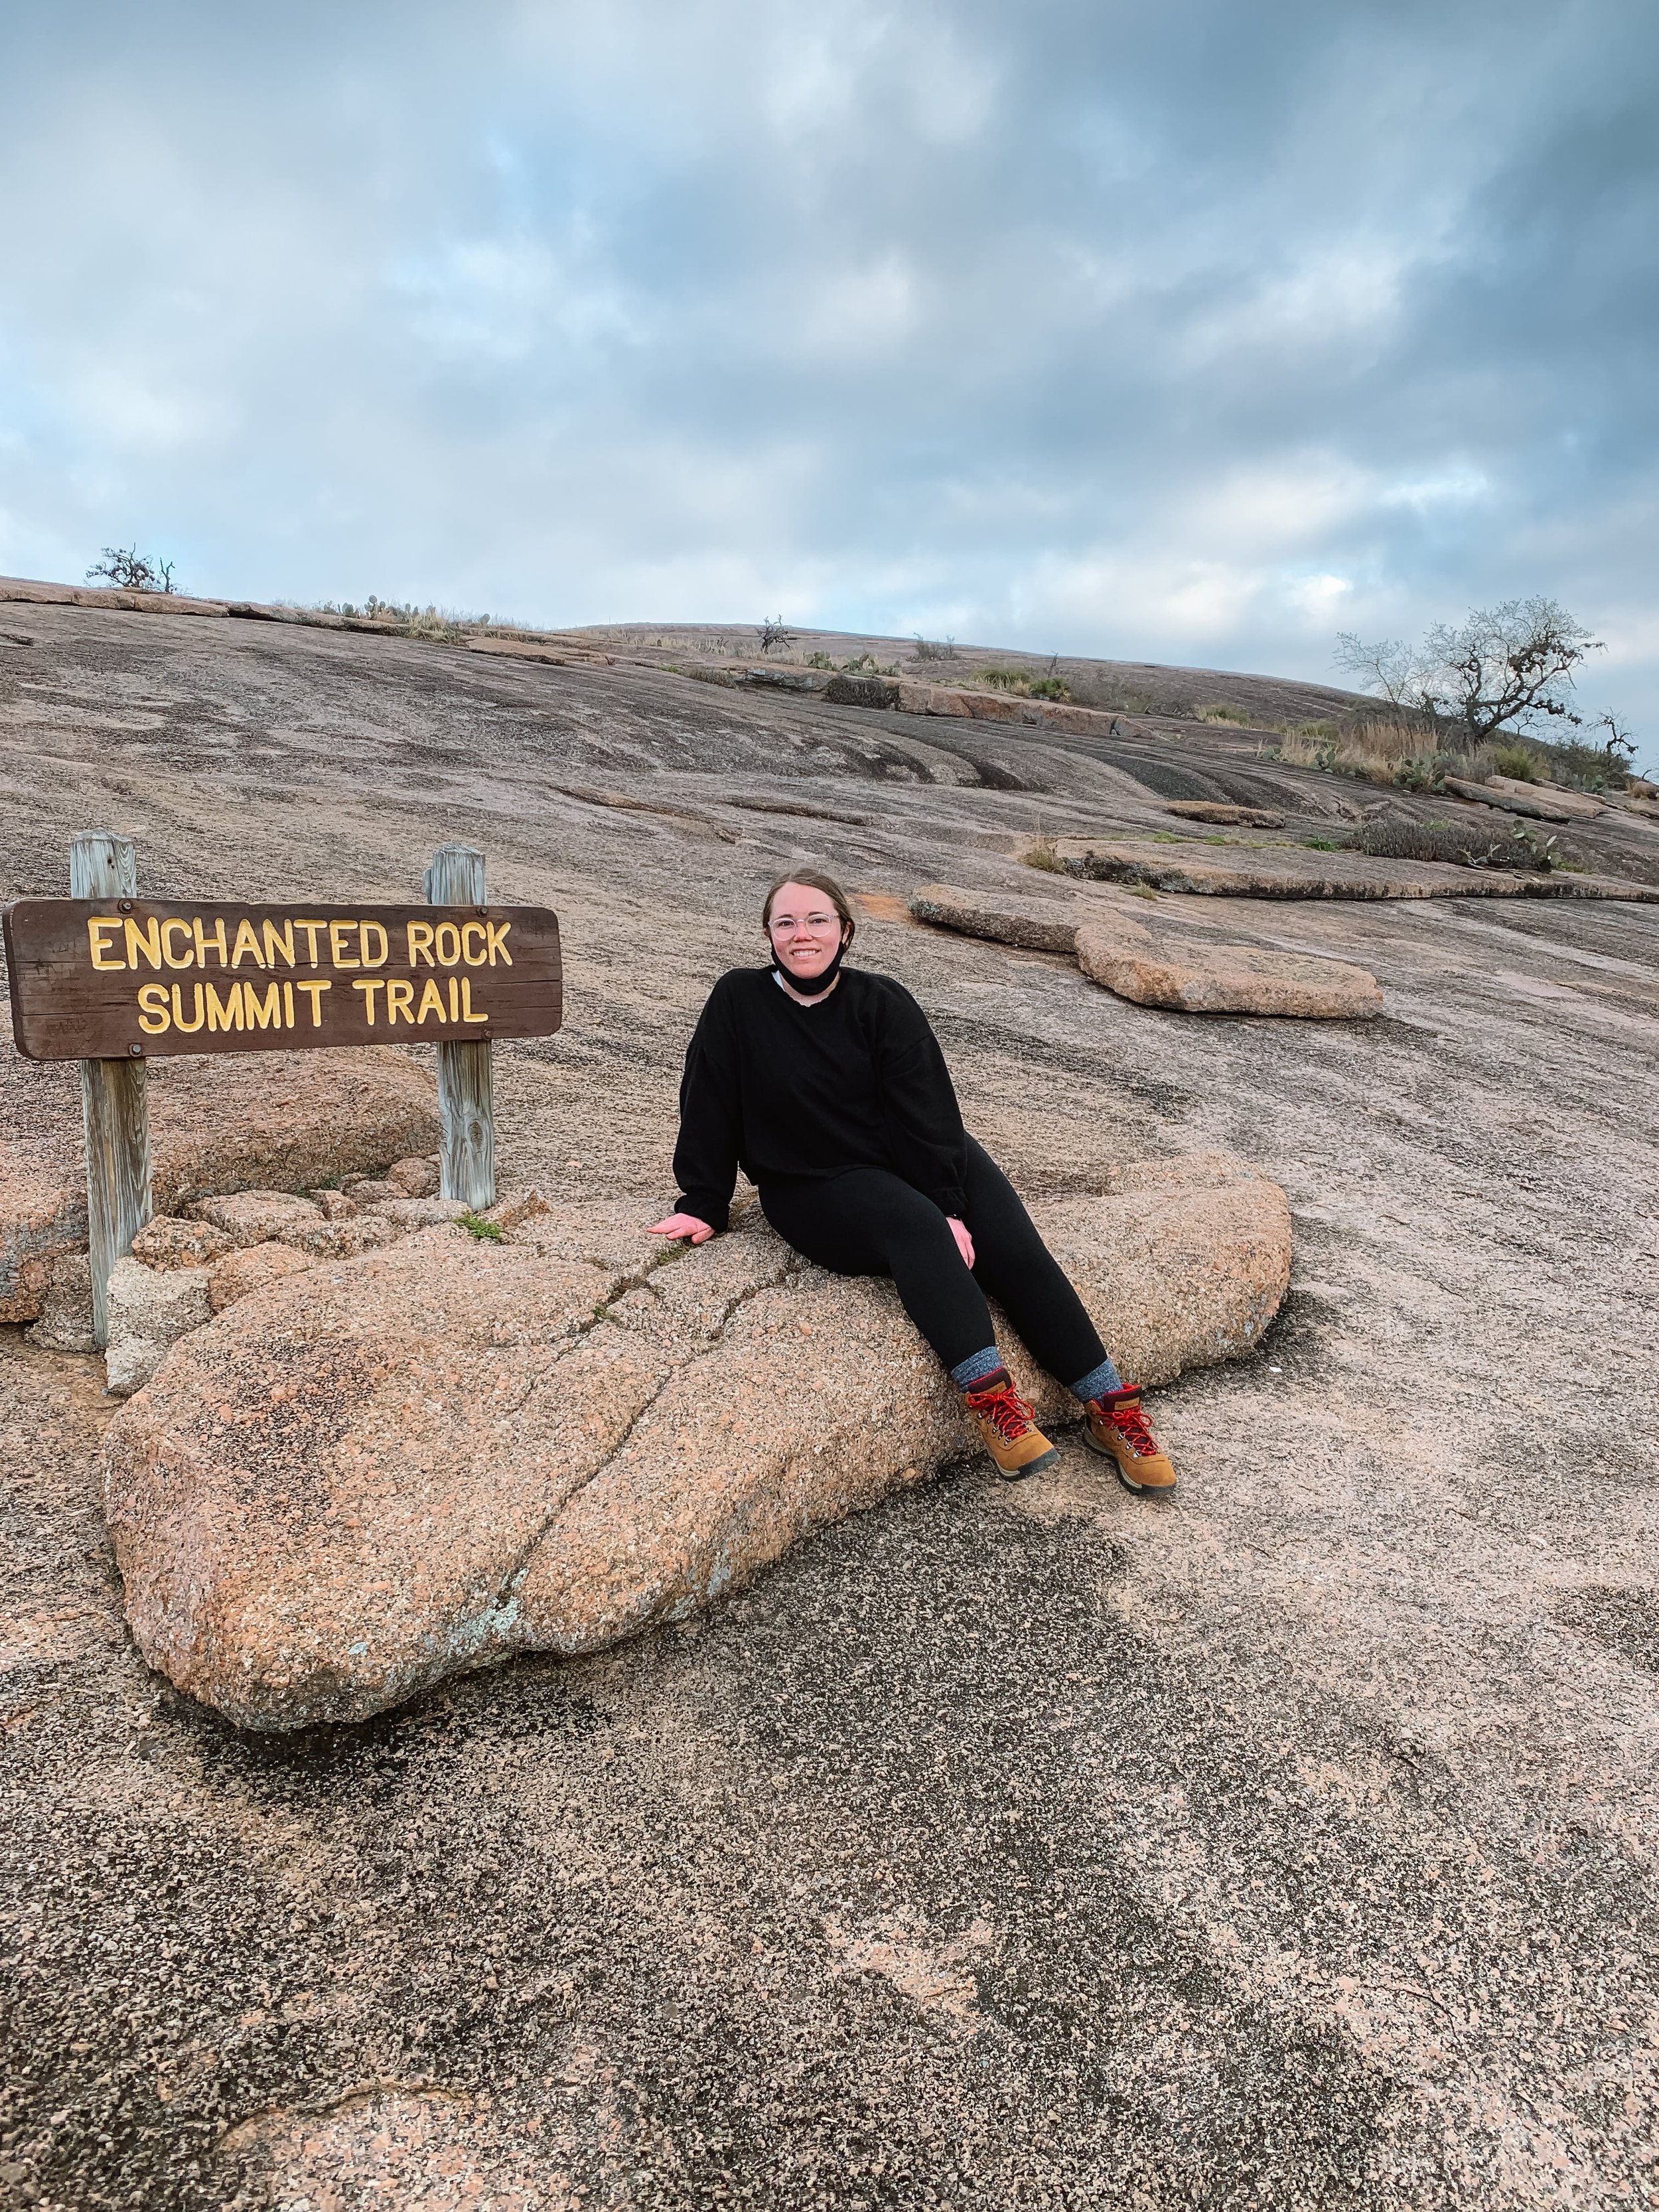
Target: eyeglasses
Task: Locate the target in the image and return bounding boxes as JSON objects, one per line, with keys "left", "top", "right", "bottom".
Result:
{"left": 769, "top": 911, "right": 839, "bottom": 934}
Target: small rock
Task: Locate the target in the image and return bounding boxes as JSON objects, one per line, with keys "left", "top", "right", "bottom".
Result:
{"left": 341, "top": 1179, "right": 404, "bottom": 1205}
{"left": 131, "top": 1217, "right": 236, "bottom": 1270}
{"left": 106, "top": 1258, "right": 212, "bottom": 1396}
{"left": 25, "top": 1252, "right": 97, "bottom": 1353}
{"left": 370, "top": 1198, "right": 474, "bottom": 1230}
{"left": 387, "top": 1157, "right": 442, "bottom": 1197}
{"left": 481, "top": 1188, "right": 551, "bottom": 1230}
{"left": 190, "top": 1191, "right": 323, "bottom": 1248}
{"left": 305, "top": 1189, "right": 361, "bottom": 1220}
{"left": 283, "top": 1215, "right": 402, "bottom": 1260}
{"left": 208, "top": 1242, "right": 316, "bottom": 1313}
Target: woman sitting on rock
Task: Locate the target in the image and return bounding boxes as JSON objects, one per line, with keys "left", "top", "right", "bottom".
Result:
{"left": 648, "top": 870, "right": 1175, "bottom": 1493}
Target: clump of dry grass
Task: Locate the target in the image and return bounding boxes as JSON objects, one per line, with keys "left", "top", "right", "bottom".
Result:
{"left": 1262, "top": 717, "right": 1486, "bottom": 789}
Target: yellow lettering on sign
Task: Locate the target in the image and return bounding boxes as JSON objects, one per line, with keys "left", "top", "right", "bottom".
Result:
{"left": 193, "top": 915, "right": 229, "bottom": 968}
{"left": 447, "top": 976, "right": 460, "bottom": 1021}
{"left": 433, "top": 921, "right": 461, "bottom": 967}
{"left": 328, "top": 921, "right": 359, "bottom": 970}
{"left": 386, "top": 980, "right": 415, "bottom": 1024}
{"left": 124, "top": 915, "right": 163, "bottom": 970}
{"left": 161, "top": 919, "right": 194, "bottom": 970}
{"left": 171, "top": 983, "right": 205, "bottom": 1033}
{"left": 136, "top": 983, "right": 171, "bottom": 1034}
{"left": 230, "top": 919, "right": 267, "bottom": 969}
{"left": 294, "top": 979, "right": 331, "bottom": 1026}
{"left": 461, "top": 976, "right": 488, "bottom": 1023}
{"left": 462, "top": 921, "right": 486, "bottom": 966}
{"left": 244, "top": 980, "right": 284, "bottom": 1029}
{"left": 263, "top": 919, "right": 297, "bottom": 967}
{"left": 204, "top": 980, "right": 244, "bottom": 1032}
{"left": 405, "top": 921, "right": 435, "bottom": 966}
{"left": 86, "top": 917, "right": 124, "bottom": 970}
{"left": 293, "top": 920, "right": 328, "bottom": 966}
{"left": 282, "top": 980, "right": 295, "bottom": 1027}
{"left": 416, "top": 978, "right": 447, "bottom": 1025}
{"left": 359, "top": 921, "right": 389, "bottom": 968}
{"left": 486, "top": 920, "right": 512, "bottom": 964}
{"left": 352, "top": 979, "right": 385, "bottom": 1025}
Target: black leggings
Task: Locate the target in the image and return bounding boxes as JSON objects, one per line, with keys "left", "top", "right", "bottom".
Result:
{"left": 758, "top": 1136, "right": 1109, "bottom": 1384}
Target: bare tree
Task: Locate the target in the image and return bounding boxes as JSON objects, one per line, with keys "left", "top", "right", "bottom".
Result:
{"left": 1336, "top": 599, "right": 1602, "bottom": 745}
{"left": 86, "top": 545, "right": 175, "bottom": 594}
{"left": 1331, "top": 633, "right": 1421, "bottom": 709}
{"left": 756, "top": 616, "right": 796, "bottom": 656}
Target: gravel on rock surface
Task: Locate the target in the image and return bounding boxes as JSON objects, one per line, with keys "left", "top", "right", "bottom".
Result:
{"left": 1, "top": 607, "right": 1658, "bottom": 2208}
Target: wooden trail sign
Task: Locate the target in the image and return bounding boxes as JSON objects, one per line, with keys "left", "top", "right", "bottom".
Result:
{"left": 68, "top": 832, "right": 153, "bottom": 1351}
{"left": 3, "top": 896, "right": 562, "bottom": 1061}
{"left": 4, "top": 835, "right": 562, "bottom": 1344}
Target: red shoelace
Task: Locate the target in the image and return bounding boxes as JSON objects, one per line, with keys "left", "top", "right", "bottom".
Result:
{"left": 1101, "top": 1391, "right": 1158, "bottom": 1457}
{"left": 965, "top": 1380, "right": 1038, "bottom": 1442}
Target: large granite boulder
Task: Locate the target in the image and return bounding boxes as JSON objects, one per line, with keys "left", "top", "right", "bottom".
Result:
{"left": 102, "top": 1159, "right": 1292, "bottom": 1732}
{"left": 1049, "top": 837, "right": 1659, "bottom": 902}
{"left": 1076, "top": 922, "right": 1384, "bottom": 1018}
{"left": 909, "top": 881, "right": 1085, "bottom": 954}
{"left": 0, "top": 1045, "right": 440, "bottom": 1321}
{"left": 910, "top": 882, "right": 1382, "bottom": 1017}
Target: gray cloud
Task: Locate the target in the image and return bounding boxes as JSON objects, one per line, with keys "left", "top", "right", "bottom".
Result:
{"left": 1, "top": 0, "right": 1654, "bottom": 759}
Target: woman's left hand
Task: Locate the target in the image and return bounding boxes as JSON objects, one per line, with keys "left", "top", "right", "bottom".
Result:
{"left": 946, "top": 1215, "right": 975, "bottom": 1269}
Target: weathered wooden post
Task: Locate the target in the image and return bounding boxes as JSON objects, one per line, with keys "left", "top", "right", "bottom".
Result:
{"left": 70, "top": 831, "right": 153, "bottom": 1348}
{"left": 424, "top": 843, "right": 496, "bottom": 1207}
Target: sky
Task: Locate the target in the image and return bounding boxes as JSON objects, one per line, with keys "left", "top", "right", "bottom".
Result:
{"left": 2, "top": 0, "right": 1656, "bottom": 758}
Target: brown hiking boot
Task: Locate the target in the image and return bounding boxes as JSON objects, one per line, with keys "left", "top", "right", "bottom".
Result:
{"left": 1082, "top": 1385, "right": 1176, "bottom": 1496}
{"left": 963, "top": 1368, "right": 1060, "bottom": 1480}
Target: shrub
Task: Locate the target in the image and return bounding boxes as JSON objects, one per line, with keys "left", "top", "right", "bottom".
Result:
{"left": 87, "top": 545, "right": 175, "bottom": 593}
{"left": 1488, "top": 742, "right": 1543, "bottom": 782}
{"left": 1540, "top": 733, "right": 1634, "bottom": 792}
{"left": 1192, "top": 702, "right": 1252, "bottom": 725}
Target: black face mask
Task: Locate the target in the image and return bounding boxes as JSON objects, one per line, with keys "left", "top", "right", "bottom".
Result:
{"left": 771, "top": 934, "right": 849, "bottom": 997}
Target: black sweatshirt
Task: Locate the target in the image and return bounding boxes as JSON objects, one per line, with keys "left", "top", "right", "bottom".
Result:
{"left": 672, "top": 966, "right": 970, "bottom": 1232}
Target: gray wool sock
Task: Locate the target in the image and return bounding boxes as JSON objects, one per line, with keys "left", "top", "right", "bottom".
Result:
{"left": 1069, "top": 1356, "right": 1123, "bottom": 1402}
{"left": 950, "top": 1347, "right": 1005, "bottom": 1388}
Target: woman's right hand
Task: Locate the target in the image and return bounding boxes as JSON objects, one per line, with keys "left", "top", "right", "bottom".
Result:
{"left": 647, "top": 1211, "right": 715, "bottom": 1245}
